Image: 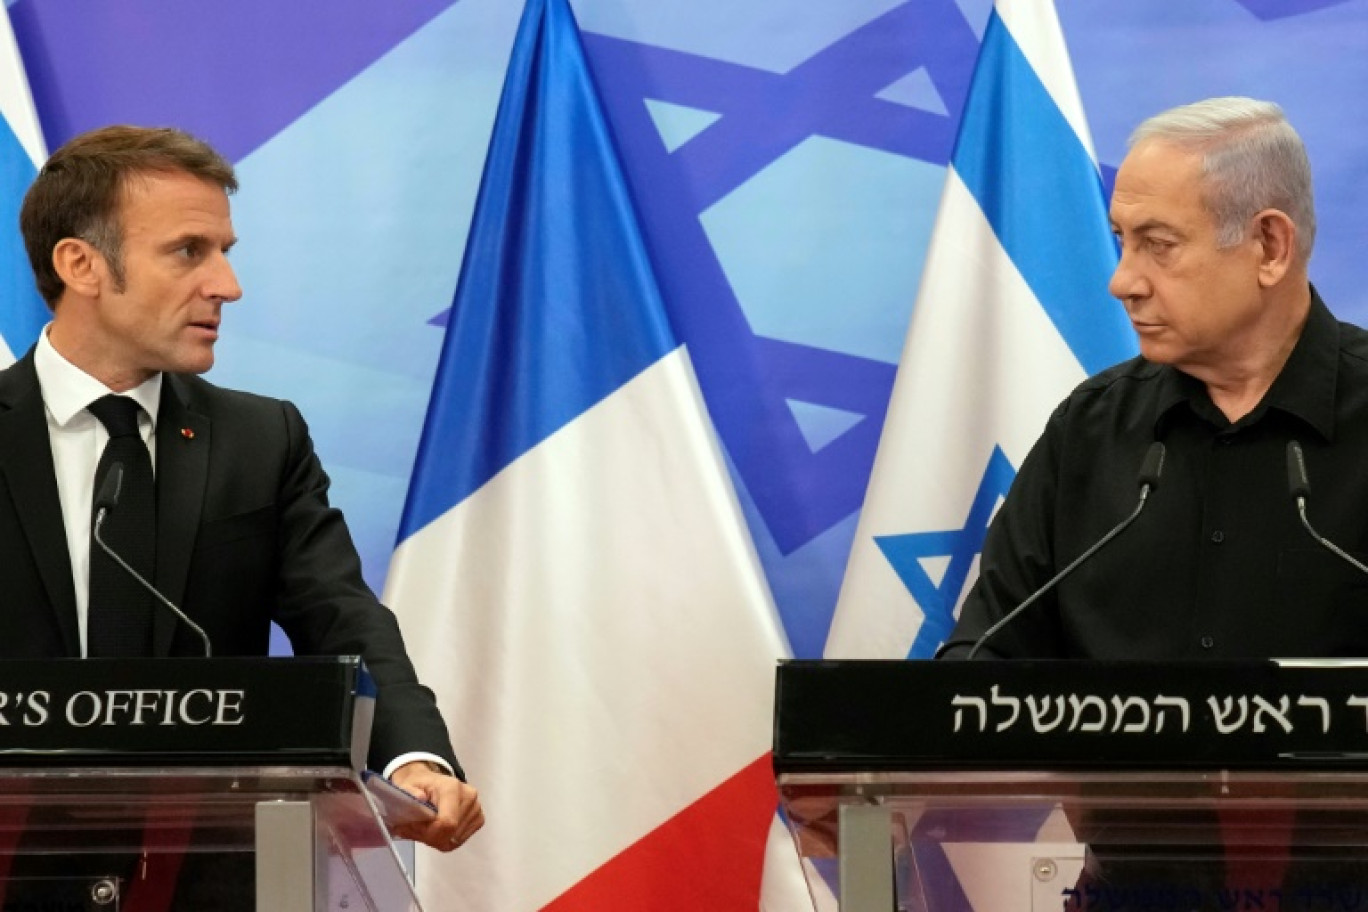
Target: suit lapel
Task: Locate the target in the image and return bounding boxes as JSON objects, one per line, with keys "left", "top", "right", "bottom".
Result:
{"left": 0, "top": 353, "right": 80, "bottom": 655}
{"left": 153, "top": 375, "right": 210, "bottom": 656}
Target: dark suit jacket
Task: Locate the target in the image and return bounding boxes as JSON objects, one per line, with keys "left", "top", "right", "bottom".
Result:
{"left": 0, "top": 351, "right": 460, "bottom": 776}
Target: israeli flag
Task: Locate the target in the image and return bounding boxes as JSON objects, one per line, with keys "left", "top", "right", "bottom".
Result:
{"left": 383, "top": 0, "right": 805, "bottom": 908}
{"left": 0, "top": 5, "right": 45, "bottom": 366}
{"left": 826, "top": 0, "right": 1136, "bottom": 660}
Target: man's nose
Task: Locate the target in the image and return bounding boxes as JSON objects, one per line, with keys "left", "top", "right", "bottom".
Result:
{"left": 206, "top": 253, "right": 243, "bottom": 303}
{"left": 1108, "top": 250, "right": 1145, "bottom": 303}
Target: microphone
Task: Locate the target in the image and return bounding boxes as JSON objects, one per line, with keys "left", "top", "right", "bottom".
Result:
{"left": 93, "top": 463, "right": 123, "bottom": 518}
{"left": 966, "top": 442, "right": 1166, "bottom": 660}
{"left": 1286, "top": 441, "right": 1368, "bottom": 576}
{"left": 92, "top": 461, "right": 214, "bottom": 658}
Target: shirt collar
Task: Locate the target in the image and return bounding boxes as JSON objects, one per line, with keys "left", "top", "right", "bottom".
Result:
{"left": 34, "top": 326, "right": 163, "bottom": 429}
{"left": 1262, "top": 286, "right": 1338, "bottom": 442}
{"left": 1152, "top": 286, "right": 1338, "bottom": 442}
{"left": 1152, "top": 365, "right": 1203, "bottom": 437}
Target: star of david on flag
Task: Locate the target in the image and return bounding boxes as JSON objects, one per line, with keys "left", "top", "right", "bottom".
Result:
{"left": 876, "top": 446, "right": 1017, "bottom": 659}
{"left": 826, "top": 0, "right": 1137, "bottom": 661}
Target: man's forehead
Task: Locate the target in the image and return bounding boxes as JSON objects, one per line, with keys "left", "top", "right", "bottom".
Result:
{"left": 1110, "top": 142, "right": 1209, "bottom": 227}
{"left": 119, "top": 167, "right": 227, "bottom": 197}
{"left": 1116, "top": 141, "right": 1204, "bottom": 190}
{"left": 116, "top": 170, "right": 234, "bottom": 230}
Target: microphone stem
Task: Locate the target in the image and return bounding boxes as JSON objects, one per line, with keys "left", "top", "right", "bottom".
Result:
{"left": 1297, "top": 497, "right": 1368, "bottom": 576}
{"left": 967, "top": 485, "right": 1152, "bottom": 660}
{"left": 93, "top": 511, "right": 213, "bottom": 658}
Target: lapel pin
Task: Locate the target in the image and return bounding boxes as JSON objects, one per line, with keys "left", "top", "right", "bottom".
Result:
{"left": 180, "top": 427, "right": 195, "bottom": 440}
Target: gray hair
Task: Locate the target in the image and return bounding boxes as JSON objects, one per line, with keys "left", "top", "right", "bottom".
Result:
{"left": 1129, "top": 97, "right": 1315, "bottom": 261}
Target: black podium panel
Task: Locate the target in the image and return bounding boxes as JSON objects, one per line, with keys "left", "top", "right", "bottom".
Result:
{"left": 775, "top": 659, "right": 1368, "bottom": 773}
{"left": 0, "top": 656, "right": 370, "bottom": 767}
{"left": 775, "top": 661, "right": 1368, "bottom": 911}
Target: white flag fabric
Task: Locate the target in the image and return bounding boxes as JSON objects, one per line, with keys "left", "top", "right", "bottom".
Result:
{"left": 826, "top": 0, "right": 1136, "bottom": 660}
{"left": 387, "top": 349, "right": 795, "bottom": 910}
{"left": 0, "top": 5, "right": 46, "bottom": 366}
{"left": 383, "top": 0, "right": 805, "bottom": 908}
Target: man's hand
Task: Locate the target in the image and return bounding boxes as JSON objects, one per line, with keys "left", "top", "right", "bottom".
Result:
{"left": 389, "top": 761, "right": 484, "bottom": 852}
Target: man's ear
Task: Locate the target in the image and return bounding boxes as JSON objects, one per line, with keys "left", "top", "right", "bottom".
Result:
{"left": 1254, "top": 209, "right": 1297, "bottom": 288}
{"left": 51, "top": 237, "right": 105, "bottom": 298}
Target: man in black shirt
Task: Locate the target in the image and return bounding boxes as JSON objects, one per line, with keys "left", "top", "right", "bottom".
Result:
{"left": 934, "top": 96, "right": 1368, "bottom": 907}
{"left": 939, "top": 97, "right": 1368, "bottom": 661}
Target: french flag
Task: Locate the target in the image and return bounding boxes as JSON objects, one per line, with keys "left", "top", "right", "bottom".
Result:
{"left": 0, "top": 2, "right": 46, "bottom": 366}
{"left": 383, "top": 0, "right": 808, "bottom": 907}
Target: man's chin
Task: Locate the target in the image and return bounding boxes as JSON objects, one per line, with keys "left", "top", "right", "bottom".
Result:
{"left": 163, "top": 350, "right": 216, "bottom": 377}
{"left": 1136, "top": 340, "right": 1178, "bottom": 365}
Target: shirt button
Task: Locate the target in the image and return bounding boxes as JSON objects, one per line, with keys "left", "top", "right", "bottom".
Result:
{"left": 1200, "top": 636, "right": 1215, "bottom": 649}
{"left": 1211, "top": 530, "right": 1225, "bottom": 543}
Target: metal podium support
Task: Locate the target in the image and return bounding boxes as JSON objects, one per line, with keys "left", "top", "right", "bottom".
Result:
{"left": 838, "top": 803, "right": 893, "bottom": 912}
{"left": 257, "top": 800, "right": 323, "bottom": 912}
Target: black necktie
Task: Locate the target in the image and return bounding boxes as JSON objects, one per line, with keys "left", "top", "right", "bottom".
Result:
{"left": 87, "top": 394, "right": 155, "bottom": 657}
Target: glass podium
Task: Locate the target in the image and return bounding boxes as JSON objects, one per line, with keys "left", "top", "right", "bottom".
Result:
{"left": 0, "top": 657, "right": 425, "bottom": 911}
{"left": 775, "top": 660, "right": 1368, "bottom": 912}
{"left": 780, "top": 767, "right": 1368, "bottom": 911}
{"left": 0, "top": 764, "right": 420, "bottom": 910}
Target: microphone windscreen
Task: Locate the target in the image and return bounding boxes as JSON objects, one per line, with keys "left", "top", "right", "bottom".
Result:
{"left": 94, "top": 462, "right": 125, "bottom": 513}
{"left": 1137, "top": 441, "right": 1166, "bottom": 490}
{"left": 1287, "top": 440, "right": 1311, "bottom": 500}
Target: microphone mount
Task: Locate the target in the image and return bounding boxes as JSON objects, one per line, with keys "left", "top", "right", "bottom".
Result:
{"left": 965, "top": 441, "right": 1167, "bottom": 660}
{"left": 1286, "top": 440, "right": 1368, "bottom": 577}
{"left": 93, "top": 461, "right": 214, "bottom": 658}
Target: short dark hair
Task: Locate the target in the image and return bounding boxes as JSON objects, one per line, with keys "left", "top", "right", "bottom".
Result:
{"left": 20, "top": 125, "right": 238, "bottom": 305}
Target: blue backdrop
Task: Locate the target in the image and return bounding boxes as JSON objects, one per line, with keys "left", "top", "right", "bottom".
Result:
{"left": 11, "top": 0, "right": 1368, "bottom": 659}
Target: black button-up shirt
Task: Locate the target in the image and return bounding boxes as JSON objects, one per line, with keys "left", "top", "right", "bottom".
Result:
{"left": 939, "top": 289, "right": 1368, "bottom": 659}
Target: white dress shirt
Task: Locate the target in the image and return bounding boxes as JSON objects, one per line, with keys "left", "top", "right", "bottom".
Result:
{"left": 34, "top": 327, "right": 160, "bottom": 658}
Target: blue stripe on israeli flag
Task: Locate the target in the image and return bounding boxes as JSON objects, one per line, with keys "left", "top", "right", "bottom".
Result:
{"left": 953, "top": 9, "right": 1132, "bottom": 376}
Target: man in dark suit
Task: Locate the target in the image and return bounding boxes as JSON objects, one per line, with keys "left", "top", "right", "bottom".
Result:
{"left": 3, "top": 124, "right": 482, "bottom": 859}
